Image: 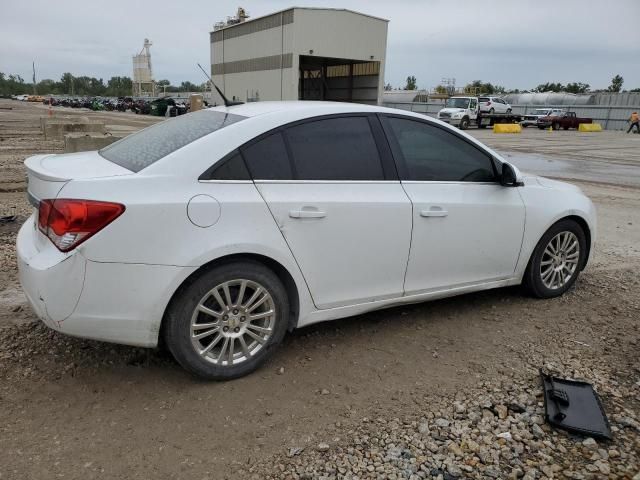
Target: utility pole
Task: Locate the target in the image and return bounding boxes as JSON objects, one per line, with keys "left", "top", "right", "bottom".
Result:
{"left": 32, "top": 61, "right": 37, "bottom": 94}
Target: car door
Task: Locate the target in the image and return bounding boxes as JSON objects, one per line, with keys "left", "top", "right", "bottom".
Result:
{"left": 244, "top": 114, "right": 413, "bottom": 309}
{"left": 380, "top": 115, "right": 525, "bottom": 294}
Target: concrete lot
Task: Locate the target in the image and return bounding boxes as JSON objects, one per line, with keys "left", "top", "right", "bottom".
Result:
{"left": 0, "top": 99, "right": 638, "bottom": 479}
{"left": 471, "top": 128, "right": 640, "bottom": 188}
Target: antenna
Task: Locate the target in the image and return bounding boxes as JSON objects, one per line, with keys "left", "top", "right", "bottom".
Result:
{"left": 197, "top": 63, "right": 243, "bottom": 107}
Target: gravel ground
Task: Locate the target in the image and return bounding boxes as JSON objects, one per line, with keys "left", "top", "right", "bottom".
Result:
{"left": 0, "top": 99, "right": 638, "bottom": 479}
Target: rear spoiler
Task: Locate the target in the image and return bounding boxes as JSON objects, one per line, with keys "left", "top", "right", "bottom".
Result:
{"left": 24, "top": 155, "right": 70, "bottom": 182}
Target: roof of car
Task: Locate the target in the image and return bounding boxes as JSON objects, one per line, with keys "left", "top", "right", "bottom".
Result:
{"left": 207, "top": 101, "right": 387, "bottom": 118}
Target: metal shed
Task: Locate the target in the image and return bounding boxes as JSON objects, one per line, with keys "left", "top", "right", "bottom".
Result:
{"left": 210, "top": 8, "right": 388, "bottom": 105}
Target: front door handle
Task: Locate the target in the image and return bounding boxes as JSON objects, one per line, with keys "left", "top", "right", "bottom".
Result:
{"left": 420, "top": 207, "right": 448, "bottom": 218}
{"left": 289, "top": 208, "right": 326, "bottom": 219}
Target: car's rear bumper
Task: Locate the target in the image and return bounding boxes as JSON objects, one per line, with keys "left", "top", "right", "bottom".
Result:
{"left": 17, "top": 215, "right": 85, "bottom": 328}
{"left": 17, "top": 215, "right": 196, "bottom": 348}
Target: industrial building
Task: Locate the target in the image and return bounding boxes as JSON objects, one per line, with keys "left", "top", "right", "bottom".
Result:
{"left": 210, "top": 8, "right": 388, "bottom": 105}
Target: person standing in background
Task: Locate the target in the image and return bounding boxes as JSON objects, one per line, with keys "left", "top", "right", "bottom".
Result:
{"left": 628, "top": 111, "right": 640, "bottom": 133}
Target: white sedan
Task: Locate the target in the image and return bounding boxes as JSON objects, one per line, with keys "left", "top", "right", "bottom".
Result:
{"left": 17, "top": 102, "right": 596, "bottom": 379}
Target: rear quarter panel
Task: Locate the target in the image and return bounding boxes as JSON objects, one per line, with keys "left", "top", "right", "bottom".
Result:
{"left": 57, "top": 174, "right": 315, "bottom": 326}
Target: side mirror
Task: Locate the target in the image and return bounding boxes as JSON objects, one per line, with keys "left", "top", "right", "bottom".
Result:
{"left": 500, "top": 163, "right": 522, "bottom": 187}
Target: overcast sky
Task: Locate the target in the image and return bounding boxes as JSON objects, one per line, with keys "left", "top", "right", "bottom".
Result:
{"left": 2, "top": 0, "right": 639, "bottom": 91}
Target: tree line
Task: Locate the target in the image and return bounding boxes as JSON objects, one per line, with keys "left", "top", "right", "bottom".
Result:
{"left": 386, "top": 74, "right": 640, "bottom": 94}
{"left": 0, "top": 72, "right": 205, "bottom": 97}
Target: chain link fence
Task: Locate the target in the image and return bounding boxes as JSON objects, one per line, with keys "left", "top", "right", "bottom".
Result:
{"left": 382, "top": 102, "right": 640, "bottom": 131}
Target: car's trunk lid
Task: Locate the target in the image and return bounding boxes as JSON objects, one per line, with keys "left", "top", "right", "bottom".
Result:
{"left": 25, "top": 151, "right": 132, "bottom": 205}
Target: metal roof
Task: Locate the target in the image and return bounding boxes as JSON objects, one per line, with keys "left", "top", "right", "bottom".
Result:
{"left": 503, "top": 92, "right": 594, "bottom": 106}
{"left": 211, "top": 7, "right": 389, "bottom": 33}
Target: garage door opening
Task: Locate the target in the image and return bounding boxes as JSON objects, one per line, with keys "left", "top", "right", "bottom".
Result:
{"left": 298, "top": 55, "right": 380, "bottom": 105}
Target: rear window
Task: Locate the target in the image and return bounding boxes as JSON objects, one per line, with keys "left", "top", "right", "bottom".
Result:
{"left": 99, "top": 110, "right": 246, "bottom": 172}
{"left": 285, "top": 117, "right": 384, "bottom": 181}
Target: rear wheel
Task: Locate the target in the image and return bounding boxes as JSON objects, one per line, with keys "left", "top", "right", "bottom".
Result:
{"left": 523, "top": 219, "right": 586, "bottom": 298}
{"left": 164, "top": 261, "right": 289, "bottom": 380}
{"left": 489, "top": 108, "right": 495, "bottom": 115}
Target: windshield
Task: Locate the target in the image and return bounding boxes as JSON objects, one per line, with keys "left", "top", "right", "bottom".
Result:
{"left": 535, "top": 109, "right": 551, "bottom": 115}
{"left": 445, "top": 98, "right": 470, "bottom": 109}
{"left": 100, "top": 110, "right": 246, "bottom": 172}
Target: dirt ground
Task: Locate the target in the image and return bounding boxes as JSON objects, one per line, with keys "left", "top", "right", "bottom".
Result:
{"left": 0, "top": 99, "right": 638, "bottom": 479}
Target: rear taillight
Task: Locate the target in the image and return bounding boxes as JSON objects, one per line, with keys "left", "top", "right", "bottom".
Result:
{"left": 38, "top": 199, "right": 125, "bottom": 252}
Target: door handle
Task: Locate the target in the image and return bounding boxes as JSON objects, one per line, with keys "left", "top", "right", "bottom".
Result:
{"left": 289, "top": 209, "right": 326, "bottom": 219}
{"left": 420, "top": 207, "right": 448, "bottom": 218}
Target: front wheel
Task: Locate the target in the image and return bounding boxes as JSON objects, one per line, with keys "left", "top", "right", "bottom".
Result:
{"left": 523, "top": 219, "right": 587, "bottom": 298}
{"left": 164, "top": 261, "right": 290, "bottom": 380}
{"left": 459, "top": 117, "right": 470, "bottom": 130}
{"left": 553, "top": 122, "right": 560, "bottom": 131}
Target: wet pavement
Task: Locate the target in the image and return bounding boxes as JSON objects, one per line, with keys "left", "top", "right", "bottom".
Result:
{"left": 502, "top": 152, "right": 640, "bottom": 188}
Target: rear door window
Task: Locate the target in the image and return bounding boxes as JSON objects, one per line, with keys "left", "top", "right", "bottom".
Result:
{"left": 100, "top": 110, "right": 246, "bottom": 172}
{"left": 284, "top": 116, "right": 385, "bottom": 181}
{"left": 200, "top": 150, "right": 250, "bottom": 180}
{"left": 242, "top": 132, "right": 293, "bottom": 180}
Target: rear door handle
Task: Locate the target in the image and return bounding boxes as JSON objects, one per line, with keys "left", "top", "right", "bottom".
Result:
{"left": 289, "top": 209, "right": 326, "bottom": 219}
{"left": 420, "top": 207, "right": 448, "bottom": 218}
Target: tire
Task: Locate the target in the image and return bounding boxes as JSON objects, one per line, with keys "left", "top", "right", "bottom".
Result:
{"left": 163, "top": 260, "right": 290, "bottom": 380}
{"left": 563, "top": 126, "right": 569, "bottom": 130}
{"left": 459, "top": 117, "right": 470, "bottom": 130}
{"left": 538, "top": 126, "right": 545, "bottom": 130}
{"left": 523, "top": 219, "right": 587, "bottom": 299}
{"left": 507, "top": 109, "right": 512, "bottom": 114}
{"left": 552, "top": 122, "right": 560, "bottom": 131}
{"left": 489, "top": 108, "right": 495, "bottom": 115}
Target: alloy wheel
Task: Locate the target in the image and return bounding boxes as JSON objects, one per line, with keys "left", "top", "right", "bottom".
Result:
{"left": 190, "top": 279, "right": 276, "bottom": 366}
{"left": 539, "top": 231, "right": 580, "bottom": 290}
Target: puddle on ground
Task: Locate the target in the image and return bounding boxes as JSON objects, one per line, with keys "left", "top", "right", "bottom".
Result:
{"left": 502, "top": 152, "right": 640, "bottom": 188}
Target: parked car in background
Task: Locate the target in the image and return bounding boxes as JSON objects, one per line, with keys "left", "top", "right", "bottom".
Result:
{"left": 15, "top": 94, "right": 29, "bottom": 101}
{"left": 537, "top": 112, "right": 593, "bottom": 130}
{"left": 521, "top": 108, "right": 565, "bottom": 127}
{"left": 18, "top": 102, "right": 596, "bottom": 380}
{"left": 479, "top": 96, "right": 512, "bottom": 114}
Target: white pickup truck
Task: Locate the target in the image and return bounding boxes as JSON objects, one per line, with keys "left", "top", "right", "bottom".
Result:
{"left": 437, "top": 96, "right": 522, "bottom": 130}
{"left": 520, "top": 108, "right": 565, "bottom": 128}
